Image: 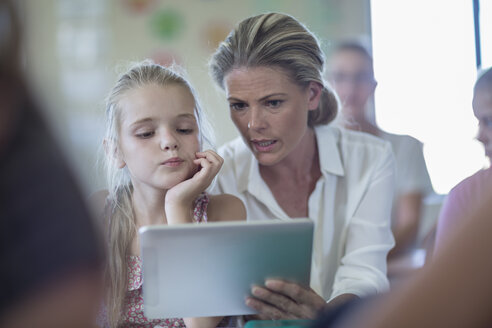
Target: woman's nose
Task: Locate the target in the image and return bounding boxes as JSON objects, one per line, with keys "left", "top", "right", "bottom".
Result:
{"left": 248, "top": 107, "right": 267, "bottom": 131}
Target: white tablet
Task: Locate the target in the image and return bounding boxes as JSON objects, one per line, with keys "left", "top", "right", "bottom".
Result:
{"left": 139, "top": 219, "right": 314, "bottom": 319}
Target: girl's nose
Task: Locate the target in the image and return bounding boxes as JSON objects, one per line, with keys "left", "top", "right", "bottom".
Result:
{"left": 160, "top": 133, "right": 179, "bottom": 151}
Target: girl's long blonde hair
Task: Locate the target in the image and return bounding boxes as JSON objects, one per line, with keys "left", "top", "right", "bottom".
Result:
{"left": 102, "top": 60, "right": 213, "bottom": 327}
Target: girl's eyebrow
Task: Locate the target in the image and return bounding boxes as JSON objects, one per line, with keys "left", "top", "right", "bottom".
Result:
{"left": 130, "top": 113, "right": 196, "bottom": 127}
{"left": 176, "top": 113, "right": 196, "bottom": 120}
{"left": 130, "top": 117, "right": 153, "bottom": 127}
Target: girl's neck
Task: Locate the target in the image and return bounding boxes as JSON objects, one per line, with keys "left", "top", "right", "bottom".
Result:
{"left": 259, "top": 127, "right": 319, "bottom": 181}
{"left": 131, "top": 185, "right": 168, "bottom": 226}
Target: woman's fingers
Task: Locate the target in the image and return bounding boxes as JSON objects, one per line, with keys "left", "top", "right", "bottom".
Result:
{"left": 248, "top": 280, "right": 326, "bottom": 319}
{"left": 247, "top": 285, "right": 301, "bottom": 319}
{"left": 245, "top": 295, "right": 294, "bottom": 320}
{"left": 264, "top": 280, "right": 318, "bottom": 305}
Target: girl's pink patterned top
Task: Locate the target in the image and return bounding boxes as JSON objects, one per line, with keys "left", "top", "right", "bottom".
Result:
{"left": 100, "top": 193, "right": 209, "bottom": 328}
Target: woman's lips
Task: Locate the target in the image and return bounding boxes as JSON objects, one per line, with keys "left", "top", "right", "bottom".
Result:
{"left": 162, "top": 157, "right": 184, "bottom": 167}
{"left": 252, "top": 139, "right": 277, "bottom": 152}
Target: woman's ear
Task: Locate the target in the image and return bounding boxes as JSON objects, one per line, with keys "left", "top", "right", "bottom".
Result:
{"left": 103, "top": 139, "right": 126, "bottom": 169}
{"left": 307, "top": 81, "right": 323, "bottom": 111}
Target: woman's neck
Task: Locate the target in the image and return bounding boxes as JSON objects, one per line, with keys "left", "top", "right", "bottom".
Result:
{"left": 259, "top": 127, "right": 319, "bottom": 182}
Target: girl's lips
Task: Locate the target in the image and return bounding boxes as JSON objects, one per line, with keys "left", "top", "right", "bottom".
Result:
{"left": 251, "top": 139, "right": 277, "bottom": 152}
{"left": 162, "top": 157, "right": 184, "bottom": 167}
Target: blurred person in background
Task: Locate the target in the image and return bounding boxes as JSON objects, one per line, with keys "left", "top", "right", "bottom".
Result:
{"left": 0, "top": 0, "right": 104, "bottom": 327}
{"left": 433, "top": 66, "right": 492, "bottom": 257}
{"left": 327, "top": 42, "right": 434, "bottom": 268}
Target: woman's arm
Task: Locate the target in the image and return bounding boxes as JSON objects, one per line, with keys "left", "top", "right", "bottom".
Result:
{"left": 331, "top": 142, "right": 395, "bottom": 298}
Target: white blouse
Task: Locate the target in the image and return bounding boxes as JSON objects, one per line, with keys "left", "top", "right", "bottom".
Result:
{"left": 211, "top": 125, "right": 396, "bottom": 301}
{"left": 379, "top": 131, "right": 433, "bottom": 196}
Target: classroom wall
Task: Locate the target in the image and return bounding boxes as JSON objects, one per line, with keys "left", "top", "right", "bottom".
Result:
{"left": 20, "top": 0, "right": 371, "bottom": 193}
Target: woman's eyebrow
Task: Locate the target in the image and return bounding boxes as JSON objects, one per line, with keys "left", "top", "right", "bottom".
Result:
{"left": 258, "top": 93, "right": 288, "bottom": 101}
{"left": 227, "top": 93, "right": 287, "bottom": 102}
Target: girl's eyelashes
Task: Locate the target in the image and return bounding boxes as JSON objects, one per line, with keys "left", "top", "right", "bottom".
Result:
{"left": 176, "top": 128, "right": 193, "bottom": 134}
{"left": 135, "top": 130, "right": 155, "bottom": 138}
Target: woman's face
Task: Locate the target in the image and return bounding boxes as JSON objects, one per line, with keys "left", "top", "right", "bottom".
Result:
{"left": 327, "top": 49, "right": 376, "bottom": 120}
{"left": 473, "top": 87, "right": 492, "bottom": 160}
{"left": 223, "top": 66, "right": 321, "bottom": 166}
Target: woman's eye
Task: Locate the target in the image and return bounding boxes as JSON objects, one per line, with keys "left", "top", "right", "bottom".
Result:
{"left": 177, "top": 128, "right": 193, "bottom": 134}
{"left": 266, "top": 99, "right": 283, "bottom": 108}
{"left": 230, "top": 102, "right": 247, "bottom": 111}
{"left": 136, "top": 131, "right": 154, "bottom": 138}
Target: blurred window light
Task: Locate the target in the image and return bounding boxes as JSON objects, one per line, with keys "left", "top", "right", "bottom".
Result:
{"left": 371, "top": 0, "right": 486, "bottom": 194}
{"left": 480, "top": 0, "right": 492, "bottom": 68}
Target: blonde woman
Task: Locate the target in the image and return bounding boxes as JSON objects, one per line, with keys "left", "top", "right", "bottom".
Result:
{"left": 209, "top": 13, "right": 396, "bottom": 319}
{"left": 93, "top": 61, "right": 246, "bottom": 328}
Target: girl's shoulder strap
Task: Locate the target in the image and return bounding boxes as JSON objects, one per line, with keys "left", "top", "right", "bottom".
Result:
{"left": 193, "top": 192, "right": 210, "bottom": 223}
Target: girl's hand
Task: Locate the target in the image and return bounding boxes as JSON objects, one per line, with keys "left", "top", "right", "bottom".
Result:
{"left": 165, "top": 150, "right": 223, "bottom": 224}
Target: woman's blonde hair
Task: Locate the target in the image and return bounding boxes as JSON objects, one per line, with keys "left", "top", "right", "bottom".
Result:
{"left": 102, "top": 60, "right": 213, "bottom": 327}
{"left": 209, "top": 12, "right": 338, "bottom": 127}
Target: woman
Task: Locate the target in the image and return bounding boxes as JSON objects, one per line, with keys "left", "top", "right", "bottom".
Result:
{"left": 209, "top": 13, "right": 396, "bottom": 319}
{"left": 327, "top": 41, "right": 434, "bottom": 259}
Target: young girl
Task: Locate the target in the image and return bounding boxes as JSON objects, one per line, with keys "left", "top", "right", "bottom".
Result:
{"left": 95, "top": 61, "right": 246, "bottom": 328}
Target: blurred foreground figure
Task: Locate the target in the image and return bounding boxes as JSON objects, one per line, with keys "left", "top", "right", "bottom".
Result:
{"left": 0, "top": 1, "right": 104, "bottom": 327}
{"left": 319, "top": 184, "right": 492, "bottom": 328}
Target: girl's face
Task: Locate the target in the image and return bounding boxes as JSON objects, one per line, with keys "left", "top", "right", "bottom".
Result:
{"left": 116, "top": 83, "right": 200, "bottom": 191}
{"left": 473, "top": 87, "right": 492, "bottom": 160}
{"left": 223, "top": 66, "right": 321, "bottom": 167}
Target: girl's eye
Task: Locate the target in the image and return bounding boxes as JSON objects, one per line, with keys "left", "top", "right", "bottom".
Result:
{"left": 230, "top": 102, "right": 248, "bottom": 111}
{"left": 177, "top": 128, "right": 193, "bottom": 134}
{"left": 266, "top": 99, "right": 283, "bottom": 108}
{"left": 136, "top": 131, "right": 155, "bottom": 138}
